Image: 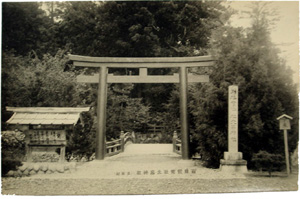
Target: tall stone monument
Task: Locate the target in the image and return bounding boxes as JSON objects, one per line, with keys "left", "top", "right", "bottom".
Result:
{"left": 220, "top": 85, "right": 247, "bottom": 173}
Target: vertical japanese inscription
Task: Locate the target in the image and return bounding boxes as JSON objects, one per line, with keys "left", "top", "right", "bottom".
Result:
{"left": 228, "top": 85, "right": 238, "bottom": 153}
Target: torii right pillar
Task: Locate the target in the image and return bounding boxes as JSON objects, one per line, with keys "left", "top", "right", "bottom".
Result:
{"left": 220, "top": 85, "right": 247, "bottom": 173}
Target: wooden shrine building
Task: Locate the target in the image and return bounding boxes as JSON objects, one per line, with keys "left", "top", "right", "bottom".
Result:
{"left": 5, "top": 107, "right": 90, "bottom": 162}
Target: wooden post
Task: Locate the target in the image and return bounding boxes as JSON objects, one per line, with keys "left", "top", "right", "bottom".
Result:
{"left": 277, "top": 114, "right": 293, "bottom": 176}
{"left": 283, "top": 129, "right": 290, "bottom": 175}
{"left": 140, "top": 68, "right": 147, "bottom": 76}
{"left": 27, "top": 146, "right": 33, "bottom": 162}
{"left": 179, "top": 66, "right": 190, "bottom": 159}
{"left": 173, "top": 131, "right": 178, "bottom": 153}
{"left": 96, "top": 66, "right": 108, "bottom": 160}
{"left": 120, "top": 131, "right": 125, "bottom": 152}
{"left": 131, "top": 131, "right": 136, "bottom": 143}
{"left": 60, "top": 146, "right": 65, "bottom": 163}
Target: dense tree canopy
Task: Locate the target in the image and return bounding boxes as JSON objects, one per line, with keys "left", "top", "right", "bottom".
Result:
{"left": 1, "top": 1, "right": 298, "bottom": 166}
{"left": 2, "top": 2, "right": 55, "bottom": 56}
{"left": 186, "top": 3, "right": 298, "bottom": 167}
{"left": 56, "top": 1, "right": 229, "bottom": 112}
{"left": 58, "top": 1, "right": 227, "bottom": 57}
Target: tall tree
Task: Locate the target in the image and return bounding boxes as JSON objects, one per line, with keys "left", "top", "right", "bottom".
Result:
{"left": 58, "top": 1, "right": 229, "bottom": 113}
{"left": 187, "top": 2, "right": 298, "bottom": 168}
{"left": 2, "top": 2, "right": 51, "bottom": 56}
{"left": 58, "top": 1, "right": 227, "bottom": 57}
{"left": 1, "top": 50, "right": 80, "bottom": 108}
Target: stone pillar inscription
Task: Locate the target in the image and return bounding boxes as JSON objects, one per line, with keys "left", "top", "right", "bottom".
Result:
{"left": 228, "top": 85, "right": 238, "bottom": 153}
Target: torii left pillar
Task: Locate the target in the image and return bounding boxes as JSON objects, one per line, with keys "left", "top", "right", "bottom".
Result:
{"left": 179, "top": 66, "right": 190, "bottom": 159}
{"left": 96, "top": 66, "right": 108, "bottom": 160}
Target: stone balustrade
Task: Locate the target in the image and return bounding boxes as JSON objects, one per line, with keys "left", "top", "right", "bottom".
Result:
{"left": 105, "top": 131, "right": 135, "bottom": 157}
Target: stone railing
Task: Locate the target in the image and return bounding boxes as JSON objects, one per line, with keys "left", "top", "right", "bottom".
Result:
{"left": 105, "top": 131, "right": 135, "bottom": 157}
{"left": 172, "top": 131, "right": 181, "bottom": 155}
{"left": 123, "top": 131, "right": 136, "bottom": 144}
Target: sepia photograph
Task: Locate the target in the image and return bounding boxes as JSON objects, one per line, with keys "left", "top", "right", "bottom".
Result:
{"left": 1, "top": 0, "right": 299, "bottom": 197}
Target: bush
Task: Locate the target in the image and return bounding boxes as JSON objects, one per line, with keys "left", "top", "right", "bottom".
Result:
{"left": 66, "top": 112, "right": 96, "bottom": 161}
{"left": 1, "top": 130, "right": 25, "bottom": 176}
{"left": 251, "top": 150, "right": 285, "bottom": 177}
{"left": 66, "top": 125, "right": 95, "bottom": 161}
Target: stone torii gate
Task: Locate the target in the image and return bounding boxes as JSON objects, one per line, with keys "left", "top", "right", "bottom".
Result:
{"left": 69, "top": 55, "right": 214, "bottom": 160}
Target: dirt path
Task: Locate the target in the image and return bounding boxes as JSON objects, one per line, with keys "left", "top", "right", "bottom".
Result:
{"left": 2, "top": 174, "right": 298, "bottom": 195}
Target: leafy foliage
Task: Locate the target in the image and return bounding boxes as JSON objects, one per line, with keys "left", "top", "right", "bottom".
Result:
{"left": 2, "top": 1, "right": 229, "bottom": 116}
{"left": 1, "top": 50, "right": 80, "bottom": 108}
{"left": 186, "top": 3, "right": 298, "bottom": 168}
{"left": 57, "top": 1, "right": 229, "bottom": 113}
{"left": 106, "top": 84, "right": 151, "bottom": 139}
{"left": 66, "top": 112, "right": 96, "bottom": 160}
{"left": 252, "top": 150, "right": 285, "bottom": 176}
{"left": 1, "top": 131, "right": 25, "bottom": 175}
{"left": 2, "top": 2, "right": 57, "bottom": 57}
{"left": 1, "top": 2, "right": 298, "bottom": 167}
{"left": 1, "top": 131, "right": 25, "bottom": 155}
{"left": 58, "top": 1, "right": 227, "bottom": 57}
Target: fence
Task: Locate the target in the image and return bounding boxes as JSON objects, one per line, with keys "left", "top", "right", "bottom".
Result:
{"left": 172, "top": 131, "right": 181, "bottom": 155}
{"left": 105, "top": 131, "right": 135, "bottom": 157}
{"left": 147, "top": 124, "right": 165, "bottom": 134}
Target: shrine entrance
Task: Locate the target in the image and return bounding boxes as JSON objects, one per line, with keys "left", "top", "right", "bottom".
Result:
{"left": 69, "top": 55, "right": 214, "bottom": 160}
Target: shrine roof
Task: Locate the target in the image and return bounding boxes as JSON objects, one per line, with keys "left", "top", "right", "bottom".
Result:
{"left": 5, "top": 107, "right": 90, "bottom": 125}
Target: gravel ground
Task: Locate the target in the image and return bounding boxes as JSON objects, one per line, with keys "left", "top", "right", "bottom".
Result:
{"left": 1, "top": 173, "right": 298, "bottom": 195}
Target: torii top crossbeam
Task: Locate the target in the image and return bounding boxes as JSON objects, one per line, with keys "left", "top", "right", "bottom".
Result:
{"left": 69, "top": 54, "right": 214, "bottom": 68}
{"left": 69, "top": 54, "right": 214, "bottom": 84}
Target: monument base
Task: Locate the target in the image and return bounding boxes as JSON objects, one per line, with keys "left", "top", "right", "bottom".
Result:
{"left": 219, "top": 152, "right": 248, "bottom": 173}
